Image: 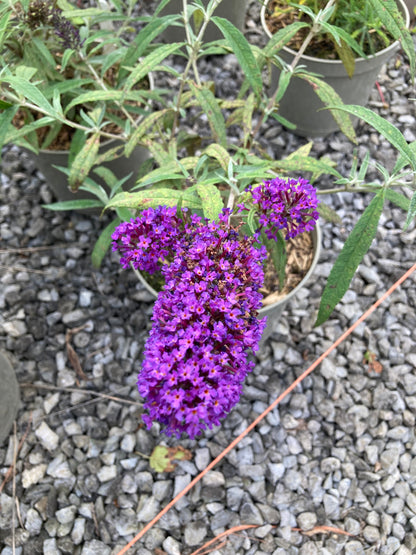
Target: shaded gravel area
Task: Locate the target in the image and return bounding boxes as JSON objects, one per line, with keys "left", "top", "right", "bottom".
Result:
{"left": 1, "top": 1, "right": 416, "bottom": 554}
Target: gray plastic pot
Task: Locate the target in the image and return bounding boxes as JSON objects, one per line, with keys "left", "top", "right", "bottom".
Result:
{"left": 261, "top": 0, "right": 410, "bottom": 137}
{"left": 0, "top": 351, "right": 20, "bottom": 445}
{"left": 160, "top": 0, "right": 249, "bottom": 43}
{"left": 132, "top": 223, "right": 321, "bottom": 343}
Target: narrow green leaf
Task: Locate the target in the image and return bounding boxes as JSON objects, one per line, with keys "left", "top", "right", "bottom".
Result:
{"left": 274, "top": 68, "right": 293, "bottom": 104}
{"left": 276, "top": 155, "right": 342, "bottom": 179}
{"left": 105, "top": 188, "right": 203, "bottom": 210}
{"left": 124, "top": 110, "right": 168, "bottom": 157}
{"left": 242, "top": 92, "right": 255, "bottom": 148}
{"left": 91, "top": 217, "right": 121, "bottom": 268}
{"left": 317, "top": 202, "right": 343, "bottom": 225}
{"left": 263, "top": 22, "right": 309, "bottom": 60}
{"left": 204, "top": 143, "right": 231, "bottom": 172}
{"left": 43, "top": 199, "right": 103, "bottom": 210}
{"left": 327, "top": 104, "right": 416, "bottom": 171}
{"left": 315, "top": 189, "right": 385, "bottom": 326}
{"left": 196, "top": 183, "right": 223, "bottom": 221}
{"left": 3, "top": 76, "right": 59, "bottom": 118}
{"left": 123, "top": 43, "right": 183, "bottom": 92}
{"left": 0, "top": 106, "right": 18, "bottom": 155}
{"left": 368, "top": 0, "right": 415, "bottom": 80}
{"left": 189, "top": 83, "right": 227, "bottom": 147}
{"left": 404, "top": 191, "right": 416, "bottom": 230}
{"left": 385, "top": 188, "right": 410, "bottom": 211}
{"left": 68, "top": 132, "right": 101, "bottom": 191}
{"left": 0, "top": 11, "right": 11, "bottom": 47}
{"left": 212, "top": 16, "right": 262, "bottom": 100}
{"left": 299, "top": 74, "right": 356, "bottom": 143}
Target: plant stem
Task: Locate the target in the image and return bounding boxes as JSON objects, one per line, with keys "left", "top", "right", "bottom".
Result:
{"left": 170, "top": 0, "right": 223, "bottom": 142}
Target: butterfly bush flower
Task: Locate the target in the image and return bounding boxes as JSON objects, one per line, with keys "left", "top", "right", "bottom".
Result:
{"left": 240, "top": 177, "right": 319, "bottom": 240}
{"left": 113, "top": 208, "right": 267, "bottom": 438}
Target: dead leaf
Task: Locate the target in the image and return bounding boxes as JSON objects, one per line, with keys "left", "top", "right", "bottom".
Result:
{"left": 149, "top": 445, "right": 192, "bottom": 472}
{"left": 363, "top": 350, "right": 383, "bottom": 374}
{"left": 65, "top": 326, "right": 88, "bottom": 381}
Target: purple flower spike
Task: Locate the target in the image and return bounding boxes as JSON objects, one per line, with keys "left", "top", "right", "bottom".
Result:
{"left": 245, "top": 177, "right": 319, "bottom": 240}
{"left": 114, "top": 207, "right": 267, "bottom": 439}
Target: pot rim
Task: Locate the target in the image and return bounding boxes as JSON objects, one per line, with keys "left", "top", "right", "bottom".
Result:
{"left": 260, "top": 0, "right": 409, "bottom": 65}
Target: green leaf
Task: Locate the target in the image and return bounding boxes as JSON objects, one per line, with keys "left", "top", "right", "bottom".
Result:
{"left": 105, "top": 188, "right": 203, "bottom": 210}
{"left": 0, "top": 106, "right": 18, "bottom": 155}
{"left": 267, "top": 230, "right": 287, "bottom": 290}
{"left": 149, "top": 445, "right": 192, "bottom": 473}
{"left": 274, "top": 68, "right": 293, "bottom": 104}
{"left": 317, "top": 201, "right": 343, "bottom": 225}
{"left": 276, "top": 155, "right": 342, "bottom": 179}
{"left": 242, "top": 92, "right": 255, "bottom": 148}
{"left": 189, "top": 83, "right": 227, "bottom": 147}
{"left": 327, "top": 104, "right": 416, "bottom": 171}
{"left": 204, "top": 143, "right": 231, "bottom": 172}
{"left": 196, "top": 183, "right": 224, "bottom": 221}
{"left": 367, "top": 0, "right": 415, "bottom": 80}
{"left": 68, "top": 132, "right": 101, "bottom": 191}
{"left": 404, "top": 191, "right": 416, "bottom": 230}
{"left": 315, "top": 189, "right": 386, "bottom": 326}
{"left": 43, "top": 199, "right": 103, "bottom": 211}
{"left": 123, "top": 43, "right": 183, "bottom": 92}
{"left": 212, "top": 16, "right": 262, "bottom": 100}
{"left": 299, "top": 74, "right": 356, "bottom": 143}
{"left": 3, "top": 76, "right": 60, "bottom": 118}
{"left": 262, "top": 21, "right": 309, "bottom": 61}
{"left": 91, "top": 217, "right": 121, "bottom": 268}
{"left": 385, "top": 188, "right": 410, "bottom": 211}
{"left": 124, "top": 109, "right": 168, "bottom": 157}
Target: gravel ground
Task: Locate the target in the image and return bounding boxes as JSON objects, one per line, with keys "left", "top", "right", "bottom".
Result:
{"left": 1, "top": 2, "right": 416, "bottom": 554}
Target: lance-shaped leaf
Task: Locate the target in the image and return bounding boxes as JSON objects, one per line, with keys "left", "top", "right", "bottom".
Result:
{"left": 91, "top": 217, "right": 122, "bottom": 269}
{"left": 212, "top": 16, "right": 262, "bottom": 101}
{"left": 189, "top": 83, "right": 227, "bottom": 147}
{"left": 404, "top": 192, "right": 416, "bottom": 230}
{"left": 0, "top": 106, "right": 18, "bottom": 157}
{"left": 368, "top": 0, "right": 415, "bottom": 80}
{"left": 298, "top": 74, "right": 356, "bottom": 143}
{"left": 123, "top": 43, "right": 183, "bottom": 92}
{"left": 276, "top": 154, "right": 342, "bottom": 179}
{"left": 262, "top": 21, "right": 309, "bottom": 62}
{"left": 385, "top": 188, "right": 410, "bottom": 211}
{"left": 204, "top": 143, "right": 231, "bottom": 172}
{"left": 242, "top": 92, "right": 255, "bottom": 148}
{"left": 328, "top": 104, "right": 416, "bottom": 171}
{"left": 43, "top": 199, "right": 103, "bottom": 211}
{"left": 3, "top": 76, "right": 61, "bottom": 119}
{"left": 315, "top": 189, "right": 386, "bottom": 327}
{"left": 124, "top": 109, "right": 169, "bottom": 157}
{"left": 68, "top": 132, "right": 101, "bottom": 191}
{"left": 262, "top": 230, "right": 287, "bottom": 290}
{"left": 196, "top": 183, "right": 224, "bottom": 221}
{"left": 105, "top": 188, "right": 203, "bottom": 210}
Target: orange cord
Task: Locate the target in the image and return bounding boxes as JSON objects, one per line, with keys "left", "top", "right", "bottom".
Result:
{"left": 116, "top": 261, "right": 416, "bottom": 555}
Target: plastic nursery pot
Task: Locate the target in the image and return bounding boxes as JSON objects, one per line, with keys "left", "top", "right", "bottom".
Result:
{"left": 260, "top": 0, "right": 410, "bottom": 137}
{"left": 160, "top": 0, "right": 249, "bottom": 43}
{"left": 0, "top": 351, "right": 20, "bottom": 445}
{"left": 132, "top": 223, "right": 321, "bottom": 344}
